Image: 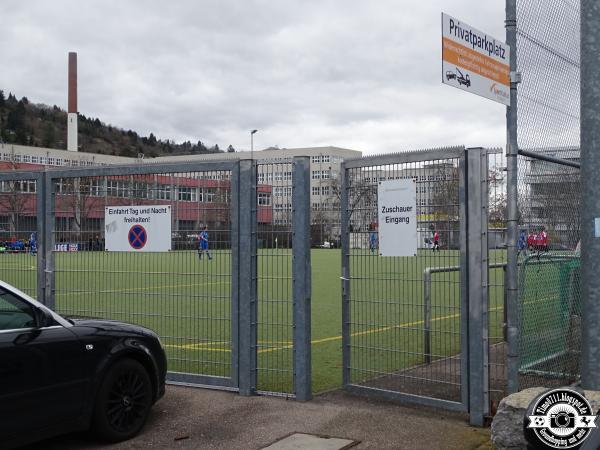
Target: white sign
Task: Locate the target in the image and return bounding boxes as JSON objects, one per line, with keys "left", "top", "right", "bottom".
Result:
{"left": 442, "top": 12, "right": 510, "bottom": 106}
{"left": 378, "top": 179, "right": 417, "bottom": 257}
{"left": 104, "top": 205, "right": 172, "bottom": 252}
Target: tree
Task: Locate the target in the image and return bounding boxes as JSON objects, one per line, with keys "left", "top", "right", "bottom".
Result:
{"left": 0, "top": 161, "right": 32, "bottom": 235}
{"left": 227, "top": 145, "right": 235, "bottom": 153}
{"left": 0, "top": 90, "right": 5, "bottom": 108}
{"left": 42, "top": 122, "right": 56, "bottom": 148}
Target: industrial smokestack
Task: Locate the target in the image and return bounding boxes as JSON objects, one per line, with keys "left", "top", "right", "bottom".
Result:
{"left": 67, "top": 52, "right": 78, "bottom": 152}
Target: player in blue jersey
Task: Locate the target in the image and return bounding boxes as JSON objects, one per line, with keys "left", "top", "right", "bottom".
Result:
{"left": 29, "top": 232, "right": 37, "bottom": 255}
{"left": 198, "top": 226, "right": 212, "bottom": 260}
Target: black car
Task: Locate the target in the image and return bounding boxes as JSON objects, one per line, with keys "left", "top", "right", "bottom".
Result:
{"left": 0, "top": 280, "right": 167, "bottom": 448}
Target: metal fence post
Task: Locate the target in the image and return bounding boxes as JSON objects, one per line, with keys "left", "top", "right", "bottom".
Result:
{"left": 230, "top": 162, "right": 241, "bottom": 389}
{"left": 292, "top": 156, "right": 312, "bottom": 401}
{"left": 581, "top": 0, "right": 600, "bottom": 390}
{"left": 238, "top": 159, "right": 257, "bottom": 395}
{"left": 423, "top": 268, "right": 432, "bottom": 364}
{"left": 44, "top": 172, "right": 56, "bottom": 310}
{"left": 466, "top": 147, "right": 489, "bottom": 426}
{"left": 505, "top": 0, "right": 520, "bottom": 395}
{"left": 36, "top": 172, "right": 46, "bottom": 303}
{"left": 340, "top": 163, "right": 351, "bottom": 387}
{"left": 459, "top": 150, "right": 469, "bottom": 409}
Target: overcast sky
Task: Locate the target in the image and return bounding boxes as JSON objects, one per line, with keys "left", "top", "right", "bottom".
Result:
{"left": 1, "top": 1, "right": 508, "bottom": 155}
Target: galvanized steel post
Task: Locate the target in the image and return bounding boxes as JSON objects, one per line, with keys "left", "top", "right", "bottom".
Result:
{"left": 340, "top": 162, "right": 351, "bottom": 387}
{"left": 238, "top": 159, "right": 257, "bottom": 395}
{"left": 44, "top": 172, "right": 56, "bottom": 309}
{"left": 581, "top": 0, "right": 600, "bottom": 390}
{"left": 292, "top": 156, "right": 312, "bottom": 401}
{"left": 505, "top": 0, "right": 520, "bottom": 394}
{"left": 36, "top": 172, "right": 46, "bottom": 303}
{"left": 466, "top": 148, "right": 489, "bottom": 426}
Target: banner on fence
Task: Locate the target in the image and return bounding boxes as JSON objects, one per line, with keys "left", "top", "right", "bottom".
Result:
{"left": 441, "top": 12, "right": 510, "bottom": 106}
{"left": 104, "top": 205, "right": 172, "bottom": 252}
{"left": 378, "top": 179, "right": 417, "bottom": 257}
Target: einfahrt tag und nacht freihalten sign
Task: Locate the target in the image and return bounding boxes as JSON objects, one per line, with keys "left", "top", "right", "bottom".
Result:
{"left": 377, "top": 179, "right": 417, "bottom": 257}
{"left": 104, "top": 205, "right": 172, "bottom": 252}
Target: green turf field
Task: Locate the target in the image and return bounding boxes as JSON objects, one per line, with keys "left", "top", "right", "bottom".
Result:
{"left": 0, "top": 249, "right": 507, "bottom": 395}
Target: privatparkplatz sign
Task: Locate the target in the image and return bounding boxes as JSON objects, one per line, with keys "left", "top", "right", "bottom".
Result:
{"left": 442, "top": 12, "right": 510, "bottom": 106}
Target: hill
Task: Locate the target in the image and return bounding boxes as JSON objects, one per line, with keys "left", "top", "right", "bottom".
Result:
{"left": 0, "top": 90, "right": 231, "bottom": 158}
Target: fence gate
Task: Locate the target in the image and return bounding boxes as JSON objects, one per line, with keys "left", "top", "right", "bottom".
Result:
{"left": 0, "top": 158, "right": 312, "bottom": 399}
{"left": 341, "top": 147, "right": 493, "bottom": 425}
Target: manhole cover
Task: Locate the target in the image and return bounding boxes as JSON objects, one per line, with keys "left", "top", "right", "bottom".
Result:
{"left": 262, "top": 432, "right": 359, "bottom": 450}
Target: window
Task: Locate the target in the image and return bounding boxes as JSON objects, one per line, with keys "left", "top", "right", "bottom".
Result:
{"left": 258, "top": 173, "right": 265, "bottom": 183}
{"left": 200, "top": 188, "right": 216, "bottom": 203}
{"left": 258, "top": 192, "right": 271, "bottom": 206}
{"left": 312, "top": 171, "right": 321, "bottom": 180}
{"left": 311, "top": 156, "right": 321, "bottom": 163}
{"left": 157, "top": 185, "right": 171, "bottom": 200}
{"left": 266, "top": 173, "right": 273, "bottom": 182}
{"left": 283, "top": 171, "right": 292, "bottom": 181}
{"left": 284, "top": 187, "right": 292, "bottom": 197}
{"left": 178, "top": 187, "right": 197, "bottom": 202}
{"left": 13, "top": 154, "right": 21, "bottom": 162}
{"left": 48, "top": 157, "right": 55, "bottom": 165}
{"left": 322, "top": 155, "right": 330, "bottom": 163}
{"left": 322, "top": 170, "right": 331, "bottom": 180}
{"left": 132, "top": 182, "right": 148, "bottom": 199}
{"left": 321, "top": 186, "right": 330, "bottom": 196}
{"left": 274, "top": 187, "right": 283, "bottom": 197}
{"left": 39, "top": 156, "right": 47, "bottom": 164}
{"left": 31, "top": 156, "right": 39, "bottom": 164}
{"left": 312, "top": 202, "right": 320, "bottom": 210}
{"left": 56, "top": 158, "right": 63, "bottom": 166}
{"left": 23, "top": 155, "right": 31, "bottom": 163}
{"left": 312, "top": 186, "right": 320, "bottom": 196}
{"left": 0, "top": 288, "right": 36, "bottom": 330}
{"left": 275, "top": 172, "right": 283, "bottom": 181}
{"left": 90, "top": 179, "right": 103, "bottom": 196}
{"left": 107, "top": 180, "right": 129, "bottom": 198}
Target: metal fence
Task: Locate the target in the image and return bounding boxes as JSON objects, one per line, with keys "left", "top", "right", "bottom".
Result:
{"left": 0, "top": 170, "right": 43, "bottom": 299}
{"left": 508, "top": 0, "right": 582, "bottom": 391}
{"left": 0, "top": 158, "right": 311, "bottom": 399}
{"left": 341, "top": 147, "right": 497, "bottom": 425}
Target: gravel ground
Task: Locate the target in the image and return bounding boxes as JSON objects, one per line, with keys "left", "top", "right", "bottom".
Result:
{"left": 24, "top": 386, "right": 491, "bottom": 450}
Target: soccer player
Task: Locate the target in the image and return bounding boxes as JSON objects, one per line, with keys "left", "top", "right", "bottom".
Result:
{"left": 198, "top": 226, "right": 212, "bottom": 260}
{"left": 433, "top": 230, "right": 440, "bottom": 252}
{"left": 369, "top": 230, "right": 378, "bottom": 253}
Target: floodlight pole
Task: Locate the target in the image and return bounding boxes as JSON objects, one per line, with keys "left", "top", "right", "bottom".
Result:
{"left": 580, "top": 0, "right": 600, "bottom": 390}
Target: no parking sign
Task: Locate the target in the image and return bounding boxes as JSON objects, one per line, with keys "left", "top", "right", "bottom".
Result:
{"left": 104, "top": 205, "right": 171, "bottom": 252}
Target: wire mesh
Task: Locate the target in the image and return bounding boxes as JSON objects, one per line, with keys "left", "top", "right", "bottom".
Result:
{"left": 0, "top": 176, "right": 38, "bottom": 298}
{"left": 345, "top": 156, "right": 464, "bottom": 402}
{"left": 256, "top": 162, "right": 294, "bottom": 396}
{"left": 486, "top": 150, "right": 508, "bottom": 410}
{"left": 515, "top": 0, "right": 581, "bottom": 387}
{"left": 518, "top": 254, "right": 581, "bottom": 388}
{"left": 50, "top": 170, "right": 234, "bottom": 380}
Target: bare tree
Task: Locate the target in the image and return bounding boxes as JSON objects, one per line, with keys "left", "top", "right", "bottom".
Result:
{"left": 0, "top": 160, "right": 33, "bottom": 235}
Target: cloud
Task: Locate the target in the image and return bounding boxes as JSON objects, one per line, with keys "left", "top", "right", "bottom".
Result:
{"left": 0, "top": 0, "right": 508, "bottom": 155}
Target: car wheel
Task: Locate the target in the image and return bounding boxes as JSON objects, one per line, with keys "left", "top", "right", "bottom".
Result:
{"left": 92, "top": 359, "right": 153, "bottom": 442}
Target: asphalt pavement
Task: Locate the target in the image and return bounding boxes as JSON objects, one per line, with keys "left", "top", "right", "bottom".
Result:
{"left": 24, "top": 386, "right": 491, "bottom": 450}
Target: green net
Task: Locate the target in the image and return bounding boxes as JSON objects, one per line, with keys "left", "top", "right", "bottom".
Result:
{"left": 518, "top": 254, "right": 581, "bottom": 383}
